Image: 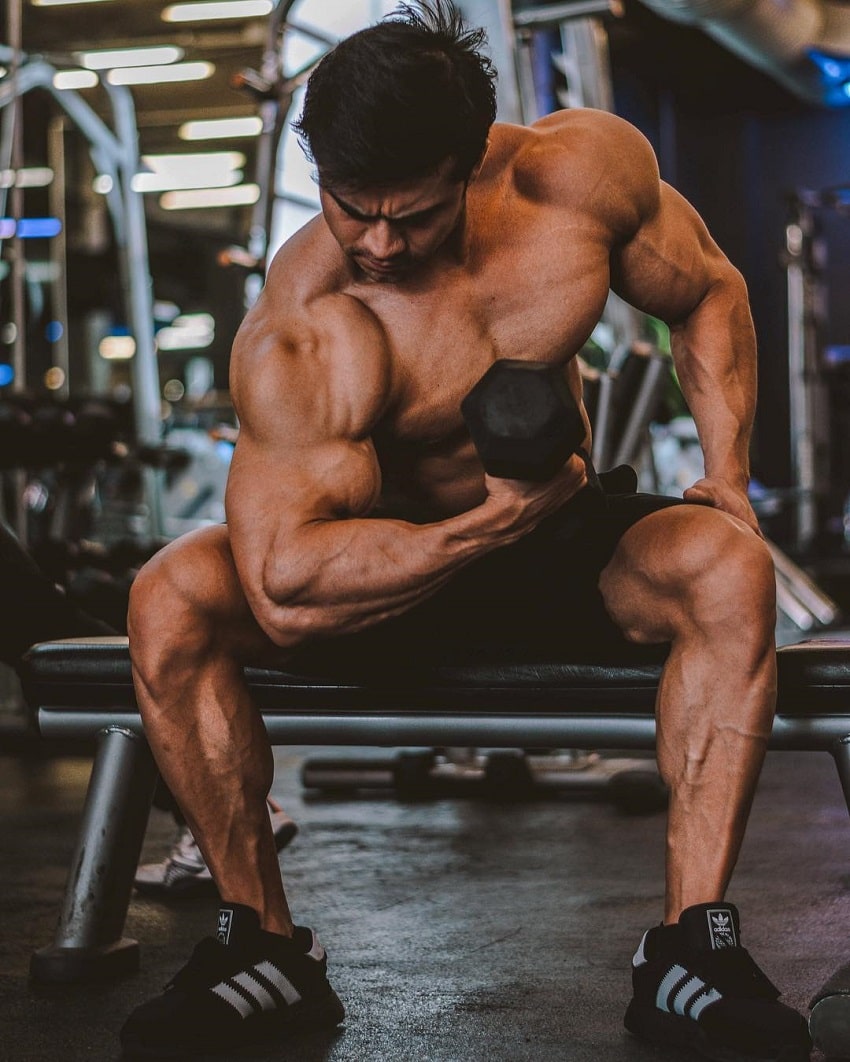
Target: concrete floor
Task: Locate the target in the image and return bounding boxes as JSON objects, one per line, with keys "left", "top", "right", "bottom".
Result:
{"left": 1, "top": 745, "right": 849, "bottom": 1062}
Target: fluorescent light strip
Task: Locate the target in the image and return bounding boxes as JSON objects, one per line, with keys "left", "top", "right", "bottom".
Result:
{"left": 143, "top": 150, "right": 246, "bottom": 170}
{"left": 135, "top": 151, "right": 246, "bottom": 191}
{"left": 163, "top": 1, "right": 272, "bottom": 22}
{"left": 107, "top": 62, "right": 214, "bottom": 86}
{"left": 160, "top": 184, "right": 260, "bottom": 209}
{"left": 80, "top": 46, "right": 184, "bottom": 70}
{"left": 53, "top": 69, "right": 99, "bottom": 90}
{"left": 179, "top": 116, "right": 263, "bottom": 140}
{"left": 32, "top": 0, "right": 114, "bottom": 6}
{"left": 0, "top": 168, "right": 54, "bottom": 189}
{"left": 133, "top": 170, "right": 242, "bottom": 193}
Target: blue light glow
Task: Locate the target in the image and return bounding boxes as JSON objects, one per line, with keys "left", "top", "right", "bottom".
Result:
{"left": 45, "top": 321, "right": 64, "bottom": 343}
{"left": 17, "top": 217, "right": 62, "bottom": 238}
{"left": 0, "top": 364, "right": 14, "bottom": 387}
{"left": 0, "top": 217, "right": 63, "bottom": 238}
{"left": 808, "top": 50, "right": 850, "bottom": 106}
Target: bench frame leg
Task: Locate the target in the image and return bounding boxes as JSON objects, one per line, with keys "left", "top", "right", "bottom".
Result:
{"left": 832, "top": 736, "right": 850, "bottom": 820}
{"left": 808, "top": 736, "right": 850, "bottom": 1054}
{"left": 30, "top": 725, "right": 158, "bottom": 983}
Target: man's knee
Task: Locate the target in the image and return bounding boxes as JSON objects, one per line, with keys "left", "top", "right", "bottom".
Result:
{"left": 679, "top": 514, "right": 775, "bottom": 632}
{"left": 128, "top": 528, "right": 233, "bottom": 678}
{"left": 602, "top": 507, "right": 775, "bottom": 643}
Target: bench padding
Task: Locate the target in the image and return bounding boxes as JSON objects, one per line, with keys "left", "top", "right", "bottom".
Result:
{"left": 22, "top": 635, "right": 850, "bottom": 715}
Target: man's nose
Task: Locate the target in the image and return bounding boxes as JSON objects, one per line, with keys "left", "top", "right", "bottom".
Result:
{"left": 362, "top": 220, "right": 405, "bottom": 259}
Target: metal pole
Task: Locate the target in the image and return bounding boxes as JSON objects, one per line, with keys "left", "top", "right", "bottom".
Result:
{"left": 48, "top": 115, "right": 70, "bottom": 398}
{"left": 30, "top": 726, "right": 158, "bottom": 982}
{"left": 6, "top": 0, "right": 27, "bottom": 544}
{"left": 785, "top": 198, "right": 817, "bottom": 550}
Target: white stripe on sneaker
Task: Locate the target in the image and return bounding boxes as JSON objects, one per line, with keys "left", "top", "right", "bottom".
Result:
{"left": 253, "top": 960, "right": 301, "bottom": 1005}
{"left": 672, "top": 976, "right": 706, "bottom": 1017}
{"left": 656, "top": 965, "right": 689, "bottom": 1012}
{"left": 231, "top": 971, "right": 277, "bottom": 1012}
{"left": 211, "top": 982, "right": 255, "bottom": 1018}
{"left": 307, "top": 931, "right": 325, "bottom": 962}
{"left": 632, "top": 931, "right": 649, "bottom": 968}
{"left": 689, "top": 987, "right": 723, "bottom": 1019}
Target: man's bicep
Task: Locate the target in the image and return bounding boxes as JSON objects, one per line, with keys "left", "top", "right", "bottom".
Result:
{"left": 610, "top": 181, "right": 735, "bottom": 326}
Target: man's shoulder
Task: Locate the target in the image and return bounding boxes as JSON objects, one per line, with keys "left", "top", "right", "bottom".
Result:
{"left": 231, "top": 225, "right": 391, "bottom": 419}
{"left": 494, "top": 110, "right": 659, "bottom": 223}
{"left": 244, "top": 219, "right": 383, "bottom": 347}
{"left": 263, "top": 214, "right": 352, "bottom": 315}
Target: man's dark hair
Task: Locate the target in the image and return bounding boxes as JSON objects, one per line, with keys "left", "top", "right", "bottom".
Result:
{"left": 293, "top": 1, "right": 497, "bottom": 190}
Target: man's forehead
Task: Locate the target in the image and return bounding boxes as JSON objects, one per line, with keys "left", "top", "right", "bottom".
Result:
{"left": 320, "top": 160, "right": 462, "bottom": 218}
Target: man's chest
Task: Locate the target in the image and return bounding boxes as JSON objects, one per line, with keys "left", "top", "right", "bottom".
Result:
{"left": 364, "top": 232, "right": 611, "bottom": 441}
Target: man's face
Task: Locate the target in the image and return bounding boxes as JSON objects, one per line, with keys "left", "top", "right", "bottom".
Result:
{"left": 319, "top": 158, "right": 468, "bottom": 283}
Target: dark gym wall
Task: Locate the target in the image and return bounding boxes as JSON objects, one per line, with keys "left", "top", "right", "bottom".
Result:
{"left": 608, "top": 2, "right": 850, "bottom": 505}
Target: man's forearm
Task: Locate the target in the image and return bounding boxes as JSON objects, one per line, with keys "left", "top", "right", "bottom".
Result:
{"left": 670, "top": 270, "right": 757, "bottom": 488}
{"left": 254, "top": 497, "right": 520, "bottom": 645}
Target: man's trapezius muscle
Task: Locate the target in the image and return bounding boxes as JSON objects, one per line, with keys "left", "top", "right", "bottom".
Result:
{"left": 122, "top": 6, "right": 810, "bottom": 1059}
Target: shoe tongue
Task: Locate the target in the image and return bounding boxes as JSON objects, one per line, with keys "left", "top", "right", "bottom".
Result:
{"left": 678, "top": 902, "right": 741, "bottom": 953}
{"left": 215, "top": 903, "right": 261, "bottom": 947}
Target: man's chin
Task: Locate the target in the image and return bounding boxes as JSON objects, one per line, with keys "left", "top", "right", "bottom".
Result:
{"left": 353, "top": 256, "right": 414, "bottom": 282}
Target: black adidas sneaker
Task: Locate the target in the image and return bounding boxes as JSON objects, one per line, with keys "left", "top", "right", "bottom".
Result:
{"left": 624, "top": 902, "right": 811, "bottom": 1061}
{"left": 120, "top": 903, "right": 345, "bottom": 1058}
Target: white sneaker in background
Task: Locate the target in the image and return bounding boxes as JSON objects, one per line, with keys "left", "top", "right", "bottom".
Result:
{"left": 134, "top": 801, "right": 298, "bottom": 899}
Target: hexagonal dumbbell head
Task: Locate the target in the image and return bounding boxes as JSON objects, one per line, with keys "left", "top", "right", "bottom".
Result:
{"left": 461, "top": 359, "right": 586, "bottom": 481}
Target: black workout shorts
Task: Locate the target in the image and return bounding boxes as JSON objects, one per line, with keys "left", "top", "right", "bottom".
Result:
{"left": 286, "top": 465, "right": 686, "bottom": 677}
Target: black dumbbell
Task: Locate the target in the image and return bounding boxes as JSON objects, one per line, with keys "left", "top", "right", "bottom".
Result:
{"left": 461, "top": 359, "right": 586, "bottom": 481}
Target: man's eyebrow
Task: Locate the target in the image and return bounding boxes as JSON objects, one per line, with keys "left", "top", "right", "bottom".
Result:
{"left": 326, "top": 188, "right": 441, "bottom": 223}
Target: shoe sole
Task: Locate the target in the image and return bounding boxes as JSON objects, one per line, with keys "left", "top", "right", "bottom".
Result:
{"left": 624, "top": 1000, "right": 810, "bottom": 1062}
{"left": 121, "top": 987, "right": 345, "bottom": 1058}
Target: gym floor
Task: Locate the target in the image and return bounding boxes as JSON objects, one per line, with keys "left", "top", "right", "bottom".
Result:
{"left": 0, "top": 743, "right": 846, "bottom": 1062}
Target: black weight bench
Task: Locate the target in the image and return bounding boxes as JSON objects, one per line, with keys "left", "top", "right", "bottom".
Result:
{"left": 19, "top": 635, "right": 850, "bottom": 1051}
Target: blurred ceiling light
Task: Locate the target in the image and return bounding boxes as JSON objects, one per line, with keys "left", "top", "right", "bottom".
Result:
{"left": 179, "top": 116, "right": 263, "bottom": 140}
{"left": 80, "top": 46, "right": 184, "bottom": 70}
{"left": 33, "top": 0, "right": 114, "bottom": 6}
{"left": 160, "top": 183, "right": 260, "bottom": 210}
{"left": 142, "top": 150, "right": 246, "bottom": 173}
{"left": 93, "top": 174, "right": 113, "bottom": 194}
{"left": 53, "top": 69, "right": 98, "bottom": 90}
{"left": 163, "top": 1, "right": 272, "bottom": 23}
{"left": 0, "top": 168, "right": 54, "bottom": 188}
{"left": 134, "top": 151, "right": 245, "bottom": 193}
{"left": 99, "top": 335, "right": 136, "bottom": 360}
{"left": 107, "top": 62, "right": 214, "bottom": 86}
{"left": 132, "top": 170, "right": 242, "bottom": 193}
{"left": 156, "top": 312, "right": 215, "bottom": 351}
{"left": 44, "top": 367, "right": 66, "bottom": 391}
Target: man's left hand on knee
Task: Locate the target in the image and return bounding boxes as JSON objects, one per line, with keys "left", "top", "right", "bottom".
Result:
{"left": 683, "top": 477, "right": 761, "bottom": 536}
